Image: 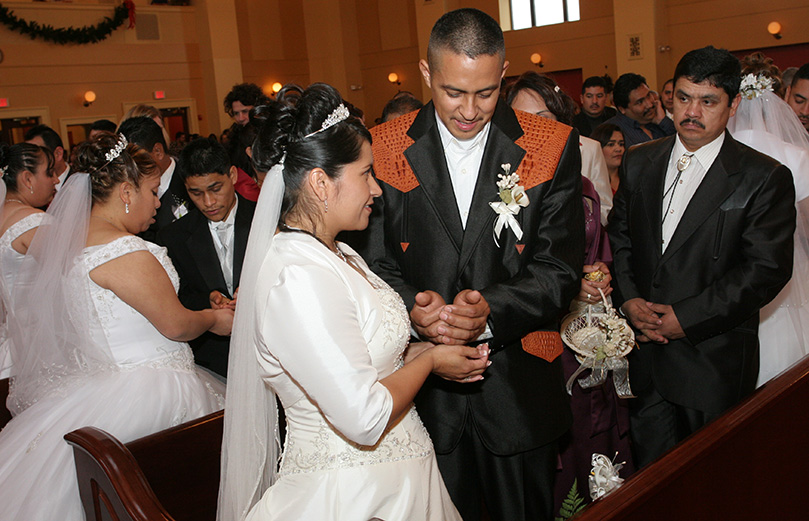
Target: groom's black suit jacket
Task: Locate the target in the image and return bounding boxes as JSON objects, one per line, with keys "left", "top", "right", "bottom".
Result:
{"left": 358, "top": 101, "right": 584, "bottom": 454}
{"left": 156, "top": 195, "right": 256, "bottom": 376}
{"left": 141, "top": 166, "right": 190, "bottom": 243}
{"left": 608, "top": 132, "right": 795, "bottom": 414}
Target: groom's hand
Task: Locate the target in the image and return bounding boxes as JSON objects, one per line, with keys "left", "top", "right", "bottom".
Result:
{"left": 431, "top": 290, "right": 490, "bottom": 345}
{"left": 411, "top": 290, "right": 448, "bottom": 343}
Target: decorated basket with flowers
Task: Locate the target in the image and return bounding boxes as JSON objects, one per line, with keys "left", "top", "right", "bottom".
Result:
{"left": 560, "top": 284, "right": 635, "bottom": 398}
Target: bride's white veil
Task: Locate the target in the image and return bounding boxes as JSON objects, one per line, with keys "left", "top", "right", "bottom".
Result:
{"left": 728, "top": 81, "right": 809, "bottom": 378}
{"left": 217, "top": 162, "right": 283, "bottom": 521}
{"left": 7, "top": 173, "right": 115, "bottom": 414}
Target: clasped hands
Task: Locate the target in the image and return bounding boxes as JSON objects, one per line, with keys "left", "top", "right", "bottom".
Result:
{"left": 407, "top": 289, "right": 492, "bottom": 383}
{"left": 622, "top": 297, "right": 684, "bottom": 344}
{"left": 210, "top": 288, "right": 238, "bottom": 311}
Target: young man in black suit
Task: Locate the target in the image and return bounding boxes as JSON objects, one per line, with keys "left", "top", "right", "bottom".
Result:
{"left": 609, "top": 46, "right": 796, "bottom": 467}
{"left": 157, "top": 137, "right": 256, "bottom": 377}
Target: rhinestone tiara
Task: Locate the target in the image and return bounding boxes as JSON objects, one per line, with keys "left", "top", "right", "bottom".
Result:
{"left": 303, "top": 104, "right": 350, "bottom": 139}
{"left": 105, "top": 134, "right": 128, "bottom": 162}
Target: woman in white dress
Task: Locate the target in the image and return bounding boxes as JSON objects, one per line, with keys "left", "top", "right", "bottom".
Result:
{"left": 0, "top": 132, "right": 230, "bottom": 521}
{"left": 217, "top": 84, "right": 490, "bottom": 521}
{"left": 727, "top": 63, "right": 809, "bottom": 386}
{"left": 0, "top": 142, "right": 58, "bottom": 379}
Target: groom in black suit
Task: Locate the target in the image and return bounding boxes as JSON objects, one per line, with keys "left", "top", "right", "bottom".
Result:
{"left": 357, "top": 9, "right": 583, "bottom": 521}
{"left": 608, "top": 46, "right": 796, "bottom": 467}
{"left": 157, "top": 137, "right": 255, "bottom": 377}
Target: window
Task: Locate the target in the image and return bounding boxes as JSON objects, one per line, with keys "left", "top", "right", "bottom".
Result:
{"left": 510, "top": 0, "right": 580, "bottom": 30}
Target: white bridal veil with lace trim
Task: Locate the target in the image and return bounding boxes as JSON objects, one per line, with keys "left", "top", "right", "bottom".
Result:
{"left": 217, "top": 163, "right": 283, "bottom": 521}
{"left": 728, "top": 89, "right": 809, "bottom": 385}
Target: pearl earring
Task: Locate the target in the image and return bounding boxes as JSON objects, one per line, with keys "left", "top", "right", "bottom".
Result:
{"left": 29, "top": 185, "right": 34, "bottom": 194}
{"left": 125, "top": 203, "right": 130, "bottom": 214}
{"left": 324, "top": 199, "right": 329, "bottom": 213}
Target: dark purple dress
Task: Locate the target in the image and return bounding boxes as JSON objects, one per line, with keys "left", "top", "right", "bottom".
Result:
{"left": 553, "top": 177, "right": 635, "bottom": 511}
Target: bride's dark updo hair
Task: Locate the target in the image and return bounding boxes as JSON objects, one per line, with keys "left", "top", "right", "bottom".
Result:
{"left": 73, "top": 131, "right": 158, "bottom": 204}
{"left": 251, "top": 83, "right": 372, "bottom": 224}
{"left": 0, "top": 142, "right": 54, "bottom": 193}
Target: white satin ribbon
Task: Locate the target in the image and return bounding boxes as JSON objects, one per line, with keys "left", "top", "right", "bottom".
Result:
{"left": 489, "top": 199, "right": 524, "bottom": 247}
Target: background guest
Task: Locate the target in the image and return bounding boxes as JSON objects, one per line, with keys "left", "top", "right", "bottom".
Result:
{"left": 89, "top": 119, "right": 118, "bottom": 140}
{"left": 572, "top": 75, "right": 617, "bottom": 137}
{"left": 605, "top": 73, "right": 676, "bottom": 148}
{"left": 591, "top": 123, "right": 626, "bottom": 194}
{"left": 379, "top": 92, "right": 424, "bottom": 123}
{"left": 506, "top": 72, "right": 634, "bottom": 510}
{"left": 507, "top": 71, "right": 613, "bottom": 224}
{"left": 785, "top": 63, "right": 809, "bottom": 132}
{"left": 223, "top": 82, "right": 270, "bottom": 127}
{"left": 24, "top": 124, "right": 70, "bottom": 191}
{"left": 119, "top": 116, "right": 189, "bottom": 241}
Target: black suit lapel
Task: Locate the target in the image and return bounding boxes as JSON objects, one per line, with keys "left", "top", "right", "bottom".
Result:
{"left": 232, "top": 197, "right": 254, "bottom": 287}
{"left": 459, "top": 105, "right": 526, "bottom": 272}
{"left": 661, "top": 134, "right": 736, "bottom": 263}
{"left": 404, "top": 105, "right": 464, "bottom": 253}
{"left": 186, "top": 212, "right": 229, "bottom": 295}
{"left": 641, "top": 137, "right": 675, "bottom": 260}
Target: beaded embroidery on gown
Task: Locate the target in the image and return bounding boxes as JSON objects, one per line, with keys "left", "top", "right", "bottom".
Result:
{"left": 246, "top": 233, "right": 460, "bottom": 521}
{"left": 0, "top": 235, "right": 224, "bottom": 521}
{"left": 0, "top": 213, "right": 44, "bottom": 379}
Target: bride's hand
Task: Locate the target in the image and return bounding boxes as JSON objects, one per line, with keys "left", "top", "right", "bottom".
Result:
{"left": 205, "top": 308, "right": 234, "bottom": 336}
{"left": 403, "top": 342, "right": 434, "bottom": 364}
{"left": 429, "top": 343, "right": 491, "bottom": 383}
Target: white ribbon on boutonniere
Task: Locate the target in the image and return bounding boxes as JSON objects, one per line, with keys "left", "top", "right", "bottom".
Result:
{"left": 489, "top": 163, "right": 529, "bottom": 247}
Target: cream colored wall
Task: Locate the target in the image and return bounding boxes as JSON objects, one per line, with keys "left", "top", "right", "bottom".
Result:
{"left": 2, "top": 0, "right": 809, "bottom": 144}
{"left": 0, "top": 2, "right": 209, "bottom": 141}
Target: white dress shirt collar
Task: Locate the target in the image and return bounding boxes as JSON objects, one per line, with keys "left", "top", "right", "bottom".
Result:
{"left": 435, "top": 112, "right": 491, "bottom": 228}
{"left": 157, "top": 157, "right": 176, "bottom": 199}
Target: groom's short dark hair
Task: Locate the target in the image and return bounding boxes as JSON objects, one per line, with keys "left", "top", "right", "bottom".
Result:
{"left": 179, "top": 137, "right": 231, "bottom": 180}
{"left": 428, "top": 8, "right": 505, "bottom": 68}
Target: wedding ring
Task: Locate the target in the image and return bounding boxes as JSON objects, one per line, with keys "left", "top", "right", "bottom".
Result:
{"left": 463, "top": 376, "right": 471, "bottom": 382}
{"left": 586, "top": 293, "right": 592, "bottom": 300}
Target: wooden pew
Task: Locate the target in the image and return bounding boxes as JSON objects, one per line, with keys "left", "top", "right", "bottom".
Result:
{"left": 0, "top": 377, "right": 11, "bottom": 429}
{"left": 575, "top": 355, "right": 809, "bottom": 520}
{"left": 64, "top": 409, "right": 224, "bottom": 521}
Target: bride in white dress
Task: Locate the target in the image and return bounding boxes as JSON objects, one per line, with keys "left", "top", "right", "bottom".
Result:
{"left": 217, "top": 84, "right": 490, "bottom": 521}
{"left": 0, "top": 142, "right": 58, "bottom": 379}
{"left": 0, "top": 132, "right": 230, "bottom": 521}
{"left": 727, "top": 67, "right": 809, "bottom": 386}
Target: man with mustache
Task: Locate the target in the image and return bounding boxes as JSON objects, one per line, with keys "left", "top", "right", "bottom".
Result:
{"left": 572, "top": 76, "right": 617, "bottom": 138}
{"left": 608, "top": 46, "right": 796, "bottom": 467}
{"left": 605, "top": 73, "right": 676, "bottom": 148}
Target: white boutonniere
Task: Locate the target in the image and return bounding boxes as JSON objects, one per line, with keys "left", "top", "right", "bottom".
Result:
{"left": 489, "top": 163, "right": 529, "bottom": 247}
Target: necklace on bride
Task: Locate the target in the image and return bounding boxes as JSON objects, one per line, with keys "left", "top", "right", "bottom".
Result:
{"left": 4, "top": 198, "right": 26, "bottom": 205}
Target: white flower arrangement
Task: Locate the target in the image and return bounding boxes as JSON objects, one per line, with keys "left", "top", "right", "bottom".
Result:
{"left": 489, "top": 163, "right": 529, "bottom": 246}
{"left": 739, "top": 73, "right": 774, "bottom": 100}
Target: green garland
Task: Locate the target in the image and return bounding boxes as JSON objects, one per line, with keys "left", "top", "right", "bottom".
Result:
{"left": 0, "top": 2, "right": 130, "bottom": 45}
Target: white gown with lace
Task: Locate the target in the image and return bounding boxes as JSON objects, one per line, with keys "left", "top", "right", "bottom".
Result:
{"left": 0, "top": 213, "right": 44, "bottom": 379}
{"left": 246, "top": 233, "right": 460, "bottom": 521}
{"left": 0, "top": 235, "right": 225, "bottom": 521}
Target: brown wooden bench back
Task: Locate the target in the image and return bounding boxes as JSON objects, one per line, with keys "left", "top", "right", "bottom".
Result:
{"left": 64, "top": 409, "right": 224, "bottom": 521}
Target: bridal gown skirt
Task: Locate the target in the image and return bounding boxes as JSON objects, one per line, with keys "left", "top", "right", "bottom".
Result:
{"left": 247, "top": 408, "right": 460, "bottom": 521}
{"left": 0, "top": 359, "right": 224, "bottom": 521}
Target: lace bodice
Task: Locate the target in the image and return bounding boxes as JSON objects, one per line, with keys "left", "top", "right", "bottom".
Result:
{"left": 83, "top": 236, "right": 194, "bottom": 370}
